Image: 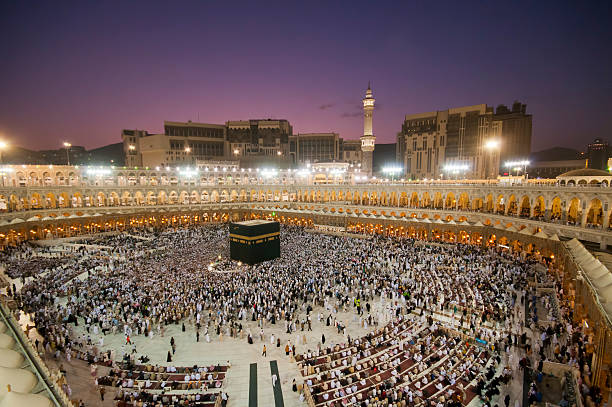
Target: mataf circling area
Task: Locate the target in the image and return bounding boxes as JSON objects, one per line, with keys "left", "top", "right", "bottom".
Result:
{"left": 0, "top": 224, "right": 607, "bottom": 407}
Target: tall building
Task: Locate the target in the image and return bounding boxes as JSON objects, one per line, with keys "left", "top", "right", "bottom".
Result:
{"left": 340, "top": 139, "right": 362, "bottom": 166}
{"left": 289, "top": 133, "right": 341, "bottom": 164}
{"left": 226, "top": 119, "right": 292, "bottom": 160}
{"left": 493, "top": 102, "right": 532, "bottom": 163}
{"left": 123, "top": 122, "right": 227, "bottom": 168}
{"left": 360, "top": 83, "right": 375, "bottom": 175}
{"left": 587, "top": 138, "right": 610, "bottom": 170}
{"left": 397, "top": 101, "right": 530, "bottom": 180}
{"left": 122, "top": 119, "right": 292, "bottom": 168}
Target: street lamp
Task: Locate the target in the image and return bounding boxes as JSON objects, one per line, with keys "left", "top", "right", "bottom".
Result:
{"left": 382, "top": 166, "right": 403, "bottom": 182}
{"left": 484, "top": 139, "right": 500, "bottom": 179}
{"left": 63, "top": 142, "right": 72, "bottom": 165}
{"left": 505, "top": 160, "right": 530, "bottom": 178}
{"left": 0, "top": 141, "right": 7, "bottom": 164}
{"left": 484, "top": 139, "right": 500, "bottom": 150}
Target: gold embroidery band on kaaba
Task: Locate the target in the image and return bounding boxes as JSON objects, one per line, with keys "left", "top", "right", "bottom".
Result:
{"left": 229, "top": 232, "right": 280, "bottom": 241}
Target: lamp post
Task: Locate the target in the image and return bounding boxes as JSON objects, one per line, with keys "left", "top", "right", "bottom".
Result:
{"left": 505, "top": 160, "right": 530, "bottom": 179}
{"left": 63, "top": 142, "right": 72, "bottom": 165}
{"left": 443, "top": 163, "right": 469, "bottom": 181}
{"left": 484, "top": 139, "right": 500, "bottom": 179}
{"left": 382, "top": 166, "right": 403, "bottom": 182}
{"left": 0, "top": 141, "right": 7, "bottom": 165}
{"left": 185, "top": 146, "right": 192, "bottom": 164}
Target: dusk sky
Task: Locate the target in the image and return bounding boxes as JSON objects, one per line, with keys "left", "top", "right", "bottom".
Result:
{"left": 1, "top": 1, "right": 610, "bottom": 152}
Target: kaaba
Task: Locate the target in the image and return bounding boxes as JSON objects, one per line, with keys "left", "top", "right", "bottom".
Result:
{"left": 229, "top": 220, "right": 280, "bottom": 265}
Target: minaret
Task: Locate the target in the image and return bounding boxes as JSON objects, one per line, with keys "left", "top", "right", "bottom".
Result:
{"left": 360, "top": 82, "right": 375, "bottom": 176}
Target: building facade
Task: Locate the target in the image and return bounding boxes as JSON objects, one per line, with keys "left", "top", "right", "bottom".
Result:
{"left": 341, "top": 139, "right": 362, "bottom": 165}
{"left": 289, "top": 133, "right": 341, "bottom": 164}
{"left": 493, "top": 102, "right": 532, "bottom": 163}
{"left": 122, "top": 122, "right": 228, "bottom": 168}
{"left": 530, "top": 159, "right": 587, "bottom": 179}
{"left": 0, "top": 164, "right": 611, "bottom": 250}
{"left": 397, "top": 102, "right": 530, "bottom": 180}
{"left": 123, "top": 119, "right": 293, "bottom": 168}
{"left": 587, "top": 138, "right": 611, "bottom": 170}
{"left": 226, "top": 119, "right": 292, "bottom": 166}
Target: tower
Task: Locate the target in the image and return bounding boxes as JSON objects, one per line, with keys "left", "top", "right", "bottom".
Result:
{"left": 360, "top": 82, "right": 375, "bottom": 176}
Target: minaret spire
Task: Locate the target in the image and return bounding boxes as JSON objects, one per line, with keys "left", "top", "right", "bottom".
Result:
{"left": 360, "top": 83, "right": 376, "bottom": 176}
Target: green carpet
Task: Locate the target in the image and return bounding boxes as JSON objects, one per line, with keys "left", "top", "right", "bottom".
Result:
{"left": 249, "top": 363, "right": 257, "bottom": 407}
{"left": 270, "top": 360, "right": 284, "bottom": 407}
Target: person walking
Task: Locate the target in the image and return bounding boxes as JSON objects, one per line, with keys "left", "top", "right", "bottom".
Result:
{"left": 262, "top": 344, "right": 267, "bottom": 357}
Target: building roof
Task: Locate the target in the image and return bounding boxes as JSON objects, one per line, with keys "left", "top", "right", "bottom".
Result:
{"left": 557, "top": 168, "right": 612, "bottom": 178}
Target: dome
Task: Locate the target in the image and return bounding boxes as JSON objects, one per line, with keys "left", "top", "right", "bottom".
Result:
{"left": 557, "top": 168, "right": 612, "bottom": 178}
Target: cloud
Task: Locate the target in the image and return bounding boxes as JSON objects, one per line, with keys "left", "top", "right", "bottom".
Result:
{"left": 340, "top": 112, "right": 362, "bottom": 118}
{"left": 318, "top": 103, "right": 334, "bottom": 110}
{"left": 340, "top": 101, "right": 382, "bottom": 118}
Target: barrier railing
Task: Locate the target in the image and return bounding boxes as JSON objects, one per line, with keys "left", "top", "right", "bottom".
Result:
{"left": 0, "top": 299, "right": 71, "bottom": 406}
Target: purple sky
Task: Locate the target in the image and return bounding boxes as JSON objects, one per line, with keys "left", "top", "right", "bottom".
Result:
{"left": 1, "top": 1, "right": 610, "bottom": 152}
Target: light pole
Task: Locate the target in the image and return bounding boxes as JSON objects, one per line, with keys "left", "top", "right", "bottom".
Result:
{"left": 382, "top": 166, "right": 403, "bottom": 182}
{"left": 63, "top": 142, "right": 72, "bottom": 165}
{"left": 484, "top": 139, "right": 500, "bottom": 179}
{"left": 0, "top": 141, "right": 7, "bottom": 165}
{"left": 505, "top": 160, "right": 530, "bottom": 179}
{"left": 185, "top": 146, "right": 191, "bottom": 164}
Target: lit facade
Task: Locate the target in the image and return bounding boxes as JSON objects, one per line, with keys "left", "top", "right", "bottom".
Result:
{"left": 289, "top": 133, "right": 341, "bottom": 164}
{"left": 0, "top": 165, "right": 610, "bottom": 250}
{"left": 397, "top": 105, "right": 502, "bottom": 180}
{"left": 397, "top": 102, "right": 531, "bottom": 180}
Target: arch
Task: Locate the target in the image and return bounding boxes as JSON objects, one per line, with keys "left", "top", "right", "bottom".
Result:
{"left": 158, "top": 190, "right": 168, "bottom": 205}
{"left": 495, "top": 194, "right": 505, "bottom": 214}
{"left": 96, "top": 191, "right": 107, "bottom": 206}
{"left": 485, "top": 194, "right": 494, "bottom": 213}
{"left": 71, "top": 192, "right": 83, "bottom": 208}
{"left": 444, "top": 192, "right": 456, "bottom": 209}
{"left": 220, "top": 190, "right": 229, "bottom": 202}
{"left": 457, "top": 192, "right": 470, "bottom": 211}
{"left": 45, "top": 192, "right": 57, "bottom": 209}
{"left": 409, "top": 192, "right": 419, "bottom": 208}
{"left": 585, "top": 198, "right": 603, "bottom": 227}
{"left": 31, "top": 192, "right": 44, "bottom": 209}
{"left": 168, "top": 191, "right": 179, "bottom": 204}
{"left": 433, "top": 192, "right": 443, "bottom": 209}
{"left": 532, "top": 196, "right": 545, "bottom": 219}
{"left": 421, "top": 192, "right": 431, "bottom": 208}
{"left": 361, "top": 191, "right": 369, "bottom": 206}
{"left": 201, "top": 190, "right": 210, "bottom": 203}
{"left": 58, "top": 192, "right": 70, "bottom": 208}
{"left": 134, "top": 191, "right": 145, "bottom": 205}
{"left": 211, "top": 190, "right": 220, "bottom": 203}
{"left": 179, "top": 190, "right": 190, "bottom": 204}
{"left": 550, "top": 196, "right": 562, "bottom": 220}
{"left": 518, "top": 195, "right": 530, "bottom": 218}
{"left": 506, "top": 194, "right": 518, "bottom": 216}
{"left": 567, "top": 197, "right": 580, "bottom": 224}
{"left": 121, "top": 191, "right": 132, "bottom": 206}
{"left": 146, "top": 191, "right": 156, "bottom": 205}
